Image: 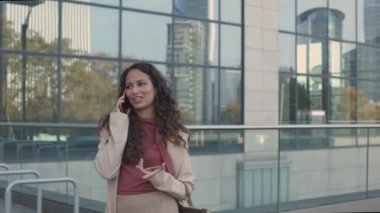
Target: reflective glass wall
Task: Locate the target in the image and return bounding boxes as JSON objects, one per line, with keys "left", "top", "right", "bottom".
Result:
{"left": 279, "top": 0, "right": 380, "bottom": 124}
{"left": 0, "top": 0, "right": 243, "bottom": 135}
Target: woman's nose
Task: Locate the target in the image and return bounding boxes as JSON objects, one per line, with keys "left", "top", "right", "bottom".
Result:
{"left": 131, "top": 86, "right": 139, "bottom": 94}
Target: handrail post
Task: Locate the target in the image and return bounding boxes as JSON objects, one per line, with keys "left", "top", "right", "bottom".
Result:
{"left": 5, "top": 177, "right": 79, "bottom": 213}
{"left": 0, "top": 170, "right": 42, "bottom": 213}
{"left": 366, "top": 128, "right": 370, "bottom": 199}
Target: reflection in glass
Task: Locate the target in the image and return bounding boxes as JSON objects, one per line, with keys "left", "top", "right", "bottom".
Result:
{"left": 221, "top": 0, "right": 241, "bottom": 23}
{"left": 171, "top": 19, "right": 218, "bottom": 65}
{"left": 2, "top": 1, "right": 58, "bottom": 52}
{"left": 329, "top": 0, "right": 356, "bottom": 41}
{"left": 61, "top": 58, "right": 118, "bottom": 122}
{"left": 297, "top": 36, "right": 325, "bottom": 75}
{"left": 357, "top": 44, "right": 380, "bottom": 122}
{"left": 279, "top": 74, "right": 296, "bottom": 124}
{"left": 357, "top": 44, "right": 380, "bottom": 81}
{"left": 279, "top": 0, "right": 295, "bottom": 32}
{"left": 297, "top": 0, "right": 327, "bottom": 37}
{"left": 279, "top": 33, "right": 295, "bottom": 73}
{"left": 189, "top": 130, "right": 243, "bottom": 154}
{"left": 358, "top": 0, "right": 380, "bottom": 45}
{"left": 174, "top": 0, "right": 218, "bottom": 21}
{"left": 170, "top": 20, "right": 206, "bottom": 65}
{"left": 167, "top": 67, "right": 220, "bottom": 124}
{"left": 357, "top": 80, "right": 379, "bottom": 121}
{"left": 122, "top": 11, "right": 171, "bottom": 62}
{"left": 329, "top": 41, "right": 356, "bottom": 78}
{"left": 220, "top": 69, "right": 241, "bottom": 124}
{"left": 279, "top": 74, "right": 325, "bottom": 124}
{"left": 68, "top": 0, "right": 119, "bottom": 6}
{"left": 168, "top": 66, "right": 204, "bottom": 124}
{"left": 123, "top": 0, "right": 172, "bottom": 13}
{"left": 2, "top": 55, "right": 57, "bottom": 122}
{"left": 329, "top": 78, "right": 356, "bottom": 122}
{"left": 62, "top": 3, "right": 119, "bottom": 57}
{"left": 221, "top": 25, "right": 241, "bottom": 68}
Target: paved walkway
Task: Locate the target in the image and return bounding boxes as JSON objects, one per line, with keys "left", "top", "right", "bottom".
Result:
{"left": 284, "top": 197, "right": 380, "bottom": 213}
{"left": 0, "top": 199, "right": 34, "bottom": 213}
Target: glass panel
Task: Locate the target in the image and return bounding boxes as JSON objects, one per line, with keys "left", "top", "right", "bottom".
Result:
{"left": 0, "top": 127, "right": 66, "bottom": 163}
{"left": 357, "top": 44, "right": 380, "bottom": 81}
{"left": 280, "top": 127, "right": 367, "bottom": 209}
{"left": 279, "top": 73, "right": 296, "bottom": 124}
{"left": 1, "top": 54, "right": 57, "bottom": 122}
{"left": 188, "top": 129, "right": 243, "bottom": 154}
{"left": 297, "top": 36, "right": 325, "bottom": 75}
{"left": 358, "top": 0, "right": 380, "bottom": 45}
{"left": 369, "top": 128, "right": 380, "bottom": 198}
{"left": 297, "top": 0, "right": 328, "bottom": 37}
{"left": 220, "top": 0, "right": 241, "bottom": 23}
{"left": 68, "top": 0, "right": 119, "bottom": 6}
{"left": 169, "top": 66, "right": 218, "bottom": 124}
{"left": 220, "top": 69, "right": 242, "bottom": 124}
{"left": 2, "top": 0, "right": 58, "bottom": 52}
{"left": 1, "top": 54, "right": 22, "bottom": 121}
{"left": 221, "top": 24, "right": 241, "bottom": 68}
{"left": 169, "top": 66, "right": 206, "bottom": 124}
{"left": 62, "top": 3, "right": 119, "bottom": 57}
{"left": 329, "top": 0, "right": 356, "bottom": 41}
{"left": 279, "top": 33, "right": 295, "bottom": 73}
{"left": 61, "top": 58, "right": 118, "bottom": 122}
{"left": 122, "top": 11, "right": 171, "bottom": 62}
{"left": 174, "top": 0, "right": 218, "bottom": 21}
{"left": 122, "top": 62, "right": 168, "bottom": 79}
{"left": 122, "top": 0, "right": 172, "bottom": 13}
{"left": 279, "top": 0, "right": 295, "bottom": 32}
{"left": 357, "top": 80, "right": 379, "bottom": 121}
{"left": 172, "top": 18, "right": 218, "bottom": 66}
{"left": 298, "top": 75, "right": 325, "bottom": 124}
{"left": 280, "top": 73, "right": 327, "bottom": 124}
{"left": 329, "top": 78, "right": 357, "bottom": 122}
{"left": 329, "top": 41, "right": 356, "bottom": 78}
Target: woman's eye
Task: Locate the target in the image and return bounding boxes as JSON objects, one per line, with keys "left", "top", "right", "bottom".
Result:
{"left": 125, "top": 85, "right": 132, "bottom": 89}
{"left": 138, "top": 82, "right": 146, "bottom": 86}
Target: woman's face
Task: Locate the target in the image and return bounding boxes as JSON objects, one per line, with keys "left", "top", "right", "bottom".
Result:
{"left": 124, "top": 69, "right": 156, "bottom": 113}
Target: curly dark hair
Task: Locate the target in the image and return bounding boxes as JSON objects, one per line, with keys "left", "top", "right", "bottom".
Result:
{"left": 98, "top": 62, "right": 188, "bottom": 164}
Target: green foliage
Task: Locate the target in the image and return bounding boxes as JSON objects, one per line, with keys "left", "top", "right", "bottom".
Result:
{"left": 1, "top": 20, "right": 118, "bottom": 125}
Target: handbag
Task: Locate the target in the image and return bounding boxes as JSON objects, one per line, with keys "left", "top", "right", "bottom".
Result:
{"left": 178, "top": 182, "right": 208, "bottom": 213}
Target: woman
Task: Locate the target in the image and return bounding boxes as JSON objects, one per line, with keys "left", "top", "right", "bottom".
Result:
{"left": 94, "top": 62, "right": 195, "bottom": 213}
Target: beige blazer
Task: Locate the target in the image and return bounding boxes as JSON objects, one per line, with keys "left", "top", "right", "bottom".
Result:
{"left": 93, "top": 112, "right": 195, "bottom": 213}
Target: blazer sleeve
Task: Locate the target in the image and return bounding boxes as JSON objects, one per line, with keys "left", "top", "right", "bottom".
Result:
{"left": 147, "top": 137, "right": 195, "bottom": 201}
{"left": 93, "top": 112, "right": 129, "bottom": 180}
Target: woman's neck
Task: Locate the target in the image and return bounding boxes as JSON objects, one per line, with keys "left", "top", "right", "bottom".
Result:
{"left": 135, "top": 108, "right": 154, "bottom": 120}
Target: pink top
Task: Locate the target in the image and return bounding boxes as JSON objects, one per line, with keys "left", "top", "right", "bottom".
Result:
{"left": 117, "top": 118, "right": 174, "bottom": 195}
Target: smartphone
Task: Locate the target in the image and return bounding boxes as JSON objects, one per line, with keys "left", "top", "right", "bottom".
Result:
{"left": 122, "top": 93, "right": 130, "bottom": 112}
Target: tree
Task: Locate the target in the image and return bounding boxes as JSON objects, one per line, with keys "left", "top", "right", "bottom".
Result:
{"left": 1, "top": 20, "right": 119, "bottom": 139}
{"left": 220, "top": 101, "right": 241, "bottom": 124}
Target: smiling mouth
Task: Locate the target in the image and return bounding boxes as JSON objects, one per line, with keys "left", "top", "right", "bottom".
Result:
{"left": 131, "top": 97, "right": 143, "bottom": 103}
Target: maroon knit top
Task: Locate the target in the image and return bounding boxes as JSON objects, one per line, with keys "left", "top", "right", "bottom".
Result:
{"left": 117, "top": 118, "right": 174, "bottom": 195}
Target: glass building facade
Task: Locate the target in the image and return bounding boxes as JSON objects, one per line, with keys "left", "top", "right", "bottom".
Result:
{"left": 279, "top": 0, "right": 380, "bottom": 124}
{"left": 0, "top": 0, "right": 242, "bottom": 129}
{"left": 2, "top": 0, "right": 380, "bottom": 213}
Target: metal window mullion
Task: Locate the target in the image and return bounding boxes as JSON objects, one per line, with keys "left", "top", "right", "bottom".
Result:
{"left": 118, "top": 0, "right": 122, "bottom": 77}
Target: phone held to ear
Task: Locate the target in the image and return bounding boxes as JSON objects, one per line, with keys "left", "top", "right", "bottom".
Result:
{"left": 122, "top": 94, "right": 130, "bottom": 113}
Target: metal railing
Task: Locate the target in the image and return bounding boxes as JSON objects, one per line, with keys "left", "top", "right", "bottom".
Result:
{"left": 0, "top": 163, "right": 10, "bottom": 170}
{"left": 4, "top": 177, "right": 79, "bottom": 213}
{"left": 2, "top": 122, "right": 380, "bottom": 213}
{"left": 0, "top": 170, "right": 42, "bottom": 212}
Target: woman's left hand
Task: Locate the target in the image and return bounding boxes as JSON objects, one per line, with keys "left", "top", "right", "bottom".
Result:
{"left": 136, "top": 158, "right": 165, "bottom": 179}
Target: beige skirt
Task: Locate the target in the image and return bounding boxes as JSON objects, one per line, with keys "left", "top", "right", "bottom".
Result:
{"left": 116, "top": 191, "right": 179, "bottom": 213}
